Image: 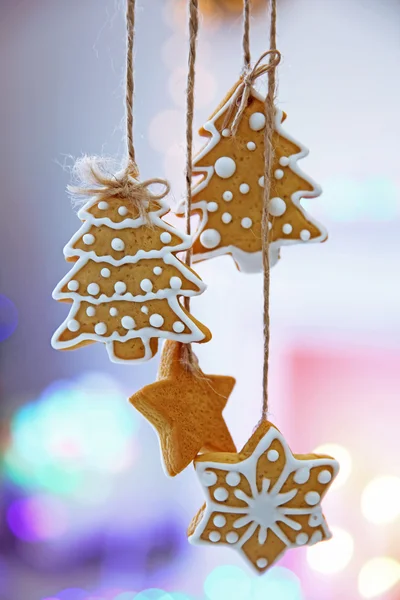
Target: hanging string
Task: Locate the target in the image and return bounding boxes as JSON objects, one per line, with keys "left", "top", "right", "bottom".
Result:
{"left": 125, "top": 0, "right": 137, "bottom": 175}
{"left": 261, "top": 0, "right": 278, "bottom": 421}
{"left": 242, "top": 0, "right": 251, "bottom": 71}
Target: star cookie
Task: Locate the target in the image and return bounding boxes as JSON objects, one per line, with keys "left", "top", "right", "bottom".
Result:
{"left": 188, "top": 420, "right": 339, "bottom": 572}
{"left": 129, "top": 340, "right": 236, "bottom": 476}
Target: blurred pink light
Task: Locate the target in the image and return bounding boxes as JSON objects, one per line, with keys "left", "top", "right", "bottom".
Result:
{"left": 7, "top": 495, "right": 68, "bottom": 542}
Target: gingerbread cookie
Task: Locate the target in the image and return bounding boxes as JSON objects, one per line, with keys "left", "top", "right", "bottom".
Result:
{"left": 130, "top": 340, "right": 236, "bottom": 476}
{"left": 51, "top": 184, "right": 211, "bottom": 363}
{"left": 176, "top": 81, "right": 326, "bottom": 272}
{"left": 188, "top": 420, "right": 339, "bottom": 572}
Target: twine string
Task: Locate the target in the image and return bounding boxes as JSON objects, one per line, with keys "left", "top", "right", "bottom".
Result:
{"left": 242, "top": 0, "right": 251, "bottom": 71}
{"left": 125, "top": 0, "right": 137, "bottom": 175}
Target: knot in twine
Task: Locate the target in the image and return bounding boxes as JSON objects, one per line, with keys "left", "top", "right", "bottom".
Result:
{"left": 229, "top": 49, "right": 281, "bottom": 136}
{"left": 68, "top": 156, "right": 170, "bottom": 223}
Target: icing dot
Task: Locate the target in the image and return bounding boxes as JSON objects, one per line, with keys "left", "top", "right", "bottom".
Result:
{"left": 101, "top": 268, "right": 111, "bottom": 278}
{"left": 300, "top": 229, "right": 311, "bottom": 241}
{"left": 213, "top": 515, "right": 226, "bottom": 527}
{"left": 249, "top": 112, "right": 266, "bottom": 131}
{"left": 267, "top": 449, "right": 279, "bottom": 462}
{"left": 114, "top": 281, "right": 127, "bottom": 294}
{"left": 111, "top": 238, "right": 125, "bottom": 251}
{"left": 226, "top": 472, "right": 241, "bottom": 487}
{"left": 222, "top": 128, "right": 231, "bottom": 137}
{"left": 160, "top": 231, "right": 172, "bottom": 244}
{"left": 268, "top": 221, "right": 272, "bottom": 230}
{"left": 121, "top": 316, "right": 135, "bottom": 330}
{"left": 256, "top": 558, "right": 268, "bottom": 569}
{"left": 209, "top": 531, "right": 221, "bottom": 543}
{"left": 222, "top": 191, "right": 233, "bottom": 201}
{"left": 87, "top": 283, "right": 100, "bottom": 296}
{"left": 98, "top": 201, "right": 109, "bottom": 210}
{"left": 109, "top": 307, "right": 118, "bottom": 317}
{"left": 282, "top": 223, "right": 293, "bottom": 235}
{"left": 247, "top": 141, "right": 256, "bottom": 151}
{"left": 294, "top": 467, "right": 310, "bottom": 484}
{"left": 215, "top": 157, "right": 236, "bottom": 179}
{"left": 173, "top": 321, "right": 185, "bottom": 333}
{"left": 258, "top": 176, "right": 265, "bottom": 187}
{"left": 274, "top": 169, "right": 284, "bottom": 180}
{"left": 310, "top": 531, "right": 323, "bottom": 545}
{"left": 241, "top": 218, "right": 252, "bottom": 229}
{"left": 141, "top": 306, "right": 149, "bottom": 314}
{"left": 149, "top": 313, "right": 164, "bottom": 328}
{"left": 269, "top": 197, "right": 287, "bottom": 217}
{"left": 213, "top": 487, "right": 229, "bottom": 502}
{"left": 305, "top": 491, "right": 321, "bottom": 506}
{"left": 95, "top": 322, "right": 107, "bottom": 336}
{"left": 279, "top": 156, "right": 290, "bottom": 166}
{"left": 296, "top": 533, "right": 309, "bottom": 546}
{"left": 118, "top": 206, "right": 128, "bottom": 216}
{"left": 153, "top": 266, "right": 162, "bottom": 275}
{"left": 86, "top": 306, "right": 96, "bottom": 317}
{"left": 200, "top": 229, "right": 221, "bottom": 249}
{"left": 222, "top": 212, "right": 232, "bottom": 224}
{"left": 140, "top": 279, "right": 153, "bottom": 293}
{"left": 201, "top": 470, "right": 217, "bottom": 487}
{"left": 67, "top": 319, "right": 80, "bottom": 332}
{"left": 170, "top": 276, "right": 182, "bottom": 289}
{"left": 207, "top": 201, "right": 218, "bottom": 212}
{"left": 239, "top": 183, "right": 250, "bottom": 194}
{"left": 83, "top": 233, "right": 95, "bottom": 245}
{"left": 318, "top": 470, "right": 332, "bottom": 484}
{"left": 226, "top": 532, "right": 239, "bottom": 544}
{"left": 309, "top": 512, "right": 323, "bottom": 528}
{"left": 68, "top": 280, "right": 79, "bottom": 291}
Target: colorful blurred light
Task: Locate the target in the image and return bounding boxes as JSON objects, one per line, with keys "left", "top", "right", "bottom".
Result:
{"left": 0, "top": 293, "right": 18, "bottom": 342}
{"left": 361, "top": 475, "right": 400, "bottom": 525}
{"left": 306, "top": 527, "right": 354, "bottom": 575}
{"left": 358, "top": 557, "right": 400, "bottom": 599}
{"left": 313, "top": 443, "right": 351, "bottom": 490}
{"left": 6, "top": 494, "right": 67, "bottom": 542}
{"left": 168, "top": 66, "right": 217, "bottom": 109}
{"left": 148, "top": 109, "right": 183, "bottom": 153}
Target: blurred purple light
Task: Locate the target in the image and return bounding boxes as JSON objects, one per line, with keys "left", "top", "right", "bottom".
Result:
{"left": 0, "top": 294, "right": 18, "bottom": 342}
{"left": 6, "top": 496, "right": 68, "bottom": 542}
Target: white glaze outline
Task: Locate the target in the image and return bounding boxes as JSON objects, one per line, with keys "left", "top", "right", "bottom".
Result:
{"left": 176, "top": 86, "right": 327, "bottom": 273}
{"left": 189, "top": 423, "right": 339, "bottom": 572}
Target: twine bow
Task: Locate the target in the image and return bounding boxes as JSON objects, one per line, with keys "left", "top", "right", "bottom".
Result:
{"left": 228, "top": 49, "right": 281, "bottom": 136}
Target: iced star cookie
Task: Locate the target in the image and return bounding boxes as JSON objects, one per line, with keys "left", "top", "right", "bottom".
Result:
{"left": 51, "top": 189, "right": 211, "bottom": 363}
{"left": 188, "top": 420, "right": 339, "bottom": 572}
{"left": 130, "top": 340, "right": 236, "bottom": 476}
{"left": 176, "top": 80, "right": 327, "bottom": 272}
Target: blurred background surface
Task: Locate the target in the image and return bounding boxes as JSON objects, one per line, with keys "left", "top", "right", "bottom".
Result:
{"left": 0, "top": 0, "right": 400, "bottom": 599}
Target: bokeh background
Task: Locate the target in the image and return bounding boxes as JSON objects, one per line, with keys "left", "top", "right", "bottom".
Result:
{"left": 1, "top": 0, "right": 400, "bottom": 599}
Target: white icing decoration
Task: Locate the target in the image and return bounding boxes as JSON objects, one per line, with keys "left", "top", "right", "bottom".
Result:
{"left": 68, "top": 280, "right": 79, "bottom": 291}
{"left": 269, "top": 197, "right": 287, "bottom": 217}
{"left": 67, "top": 319, "right": 80, "bottom": 332}
{"left": 215, "top": 157, "right": 236, "bottom": 179}
{"left": 83, "top": 233, "right": 95, "bottom": 245}
{"left": 222, "top": 191, "right": 233, "bottom": 201}
{"left": 160, "top": 231, "right": 172, "bottom": 244}
{"left": 200, "top": 229, "right": 221, "bottom": 249}
{"left": 114, "top": 281, "right": 127, "bottom": 294}
{"left": 247, "top": 141, "right": 256, "bottom": 151}
{"left": 309, "top": 531, "right": 323, "bottom": 545}
{"left": 249, "top": 112, "right": 266, "bottom": 131}
{"left": 140, "top": 279, "right": 153, "bottom": 293}
{"left": 101, "top": 268, "right": 111, "bottom": 278}
{"left": 282, "top": 223, "right": 293, "bottom": 235}
{"left": 308, "top": 510, "right": 323, "bottom": 528}
{"left": 153, "top": 266, "right": 162, "bottom": 275}
{"left": 173, "top": 321, "right": 185, "bottom": 333}
{"left": 109, "top": 307, "right": 118, "bottom": 317}
{"left": 86, "top": 306, "right": 96, "bottom": 317}
{"left": 274, "top": 169, "right": 284, "bottom": 180}
{"left": 207, "top": 202, "right": 218, "bottom": 212}
{"left": 87, "top": 283, "right": 100, "bottom": 296}
{"left": 189, "top": 423, "right": 339, "bottom": 569}
{"left": 239, "top": 183, "right": 250, "bottom": 194}
{"left": 98, "top": 201, "right": 109, "bottom": 210}
{"left": 258, "top": 176, "right": 265, "bottom": 188}
{"left": 293, "top": 468, "right": 310, "bottom": 484}
{"left": 267, "top": 449, "right": 279, "bottom": 462}
{"left": 268, "top": 221, "right": 272, "bottom": 230}
{"left": 226, "top": 532, "right": 239, "bottom": 544}
{"left": 300, "top": 229, "right": 311, "bottom": 241}
{"left": 121, "top": 316, "right": 135, "bottom": 330}
{"left": 222, "top": 213, "right": 232, "bottom": 224}
{"left": 318, "top": 470, "right": 332, "bottom": 484}
{"left": 209, "top": 531, "right": 221, "bottom": 542}
{"left": 141, "top": 306, "right": 149, "bottom": 314}
{"left": 149, "top": 313, "right": 164, "bottom": 328}
{"left": 241, "top": 218, "right": 252, "bottom": 229}
{"left": 111, "top": 238, "right": 125, "bottom": 251}
{"left": 118, "top": 206, "right": 128, "bottom": 216}
{"left": 95, "top": 322, "right": 107, "bottom": 336}
{"left": 213, "top": 515, "right": 226, "bottom": 527}
{"left": 170, "top": 276, "right": 182, "bottom": 290}
{"left": 279, "top": 156, "right": 290, "bottom": 166}
{"left": 222, "top": 128, "right": 230, "bottom": 137}
{"left": 226, "top": 472, "right": 241, "bottom": 487}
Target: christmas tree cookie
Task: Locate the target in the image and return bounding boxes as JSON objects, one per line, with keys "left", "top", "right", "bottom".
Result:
{"left": 51, "top": 189, "right": 211, "bottom": 363}
{"left": 177, "top": 81, "right": 327, "bottom": 272}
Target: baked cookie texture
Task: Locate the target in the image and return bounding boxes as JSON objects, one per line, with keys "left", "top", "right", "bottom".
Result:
{"left": 177, "top": 81, "right": 327, "bottom": 272}
{"left": 188, "top": 420, "right": 339, "bottom": 572}
{"left": 51, "top": 192, "right": 211, "bottom": 363}
{"left": 130, "top": 340, "right": 236, "bottom": 476}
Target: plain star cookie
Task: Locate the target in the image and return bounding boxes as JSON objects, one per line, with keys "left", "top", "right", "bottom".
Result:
{"left": 176, "top": 80, "right": 327, "bottom": 272}
{"left": 51, "top": 178, "right": 211, "bottom": 363}
{"left": 188, "top": 420, "right": 339, "bottom": 572}
{"left": 129, "top": 340, "right": 236, "bottom": 476}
